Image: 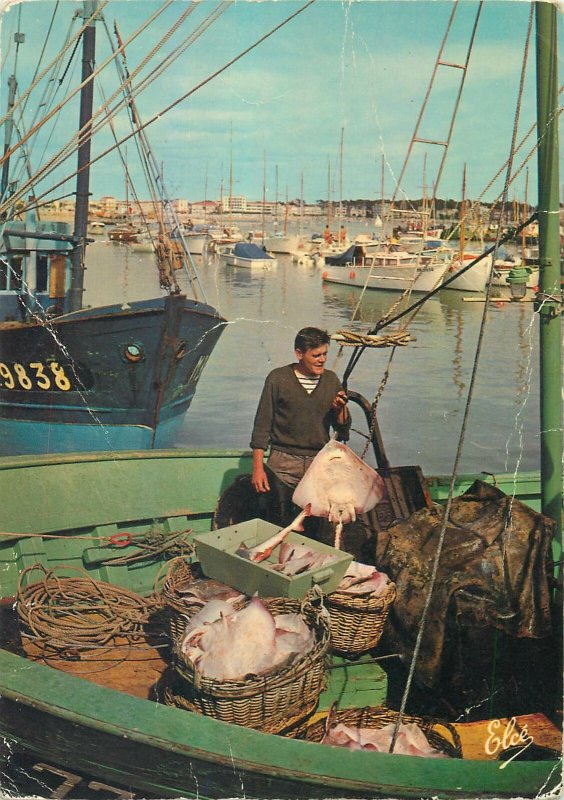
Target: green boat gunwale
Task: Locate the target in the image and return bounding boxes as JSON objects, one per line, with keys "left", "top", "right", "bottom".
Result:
{"left": 0, "top": 649, "right": 560, "bottom": 799}
{"left": 0, "top": 448, "right": 560, "bottom": 798}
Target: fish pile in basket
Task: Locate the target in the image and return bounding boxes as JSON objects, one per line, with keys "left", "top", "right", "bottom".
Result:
{"left": 305, "top": 705, "right": 462, "bottom": 758}
{"left": 158, "top": 552, "right": 396, "bottom": 735}
{"left": 160, "top": 559, "right": 246, "bottom": 642}
{"left": 161, "top": 561, "right": 330, "bottom": 736}
{"left": 325, "top": 561, "right": 397, "bottom": 655}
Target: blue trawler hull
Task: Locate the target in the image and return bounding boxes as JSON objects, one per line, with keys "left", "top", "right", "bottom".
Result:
{"left": 0, "top": 294, "right": 225, "bottom": 455}
{"left": 0, "top": 414, "right": 186, "bottom": 453}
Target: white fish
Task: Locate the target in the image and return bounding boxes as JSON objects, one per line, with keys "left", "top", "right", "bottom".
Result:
{"left": 271, "top": 551, "right": 335, "bottom": 576}
{"left": 272, "top": 542, "right": 336, "bottom": 576}
{"left": 292, "top": 440, "right": 386, "bottom": 548}
{"left": 274, "top": 613, "right": 316, "bottom": 665}
{"left": 181, "top": 601, "right": 235, "bottom": 657}
{"left": 322, "top": 721, "right": 448, "bottom": 758}
{"left": 340, "top": 573, "right": 390, "bottom": 596}
{"left": 185, "top": 599, "right": 239, "bottom": 634}
{"left": 236, "top": 504, "right": 312, "bottom": 562}
{"left": 177, "top": 577, "right": 245, "bottom": 606}
{"left": 337, "top": 561, "right": 390, "bottom": 596}
{"left": 181, "top": 597, "right": 316, "bottom": 680}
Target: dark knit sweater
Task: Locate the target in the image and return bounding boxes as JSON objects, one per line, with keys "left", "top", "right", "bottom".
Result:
{"left": 250, "top": 364, "right": 350, "bottom": 456}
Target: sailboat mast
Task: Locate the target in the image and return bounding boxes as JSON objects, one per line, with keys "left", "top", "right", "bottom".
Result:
{"left": 535, "top": 2, "right": 562, "bottom": 540}
{"left": 339, "top": 125, "right": 344, "bottom": 220}
{"left": 521, "top": 167, "right": 529, "bottom": 255}
{"left": 459, "top": 164, "right": 466, "bottom": 258}
{"left": 69, "top": 0, "right": 97, "bottom": 313}
{"left": 261, "top": 150, "right": 266, "bottom": 244}
{"left": 327, "top": 157, "right": 331, "bottom": 230}
{"left": 299, "top": 170, "right": 304, "bottom": 237}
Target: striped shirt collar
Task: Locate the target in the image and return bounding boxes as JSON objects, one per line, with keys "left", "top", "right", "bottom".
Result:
{"left": 293, "top": 368, "right": 320, "bottom": 393}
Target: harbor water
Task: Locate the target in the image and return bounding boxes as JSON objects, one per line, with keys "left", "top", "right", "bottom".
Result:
{"left": 84, "top": 235, "right": 541, "bottom": 477}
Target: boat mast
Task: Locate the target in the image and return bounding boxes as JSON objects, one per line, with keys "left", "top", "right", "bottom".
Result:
{"left": 261, "top": 150, "right": 266, "bottom": 244}
{"left": 339, "top": 125, "right": 344, "bottom": 221}
{"left": 326, "top": 157, "right": 331, "bottom": 232}
{"left": 458, "top": 164, "right": 466, "bottom": 258}
{"left": 521, "top": 167, "right": 529, "bottom": 257}
{"left": 535, "top": 2, "right": 562, "bottom": 542}
{"left": 69, "top": 0, "right": 97, "bottom": 313}
{"left": 228, "top": 125, "right": 233, "bottom": 233}
{"left": 274, "top": 163, "right": 279, "bottom": 229}
{"left": 299, "top": 170, "right": 304, "bottom": 238}
{"left": 204, "top": 163, "right": 208, "bottom": 223}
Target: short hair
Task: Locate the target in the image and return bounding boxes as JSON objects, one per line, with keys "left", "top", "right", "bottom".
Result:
{"left": 294, "top": 327, "right": 330, "bottom": 353}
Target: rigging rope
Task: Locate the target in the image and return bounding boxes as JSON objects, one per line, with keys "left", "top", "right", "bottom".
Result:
{"left": 2, "top": 1, "right": 233, "bottom": 212}
{"left": 332, "top": 330, "right": 411, "bottom": 348}
{"left": 389, "top": 3, "right": 536, "bottom": 752}
{"left": 0, "top": 2, "right": 109, "bottom": 144}
{"left": 0, "top": 0, "right": 175, "bottom": 215}
{"left": 4, "top": 0, "right": 317, "bottom": 219}
{"left": 463, "top": 84, "right": 563, "bottom": 231}
{"left": 340, "top": 211, "right": 537, "bottom": 389}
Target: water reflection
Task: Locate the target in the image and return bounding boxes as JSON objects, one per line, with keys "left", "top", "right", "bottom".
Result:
{"left": 321, "top": 282, "right": 446, "bottom": 331}
{"left": 85, "top": 240, "right": 542, "bottom": 475}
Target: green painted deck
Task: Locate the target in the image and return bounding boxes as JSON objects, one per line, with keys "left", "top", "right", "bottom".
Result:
{"left": 0, "top": 450, "right": 560, "bottom": 799}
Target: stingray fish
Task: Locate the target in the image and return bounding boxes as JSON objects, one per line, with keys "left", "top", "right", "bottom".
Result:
{"left": 337, "top": 561, "right": 391, "bottom": 596}
{"left": 292, "top": 440, "right": 385, "bottom": 548}
{"left": 181, "top": 597, "right": 315, "bottom": 680}
{"left": 322, "top": 721, "right": 448, "bottom": 758}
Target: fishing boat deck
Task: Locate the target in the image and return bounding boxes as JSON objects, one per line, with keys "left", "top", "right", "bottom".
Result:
{"left": 4, "top": 601, "right": 561, "bottom": 763}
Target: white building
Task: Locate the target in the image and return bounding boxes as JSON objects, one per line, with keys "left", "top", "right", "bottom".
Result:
{"left": 220, "top": 195, "right": 247, "bottom": 213}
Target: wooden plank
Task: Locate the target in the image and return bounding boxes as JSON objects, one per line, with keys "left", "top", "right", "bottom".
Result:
{"left": 453, "top": 714, "right": 562, "bottom": 760}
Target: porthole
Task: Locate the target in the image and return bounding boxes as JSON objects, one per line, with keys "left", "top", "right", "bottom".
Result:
{"left": 123, "top": 343, "right": 144, "bottom": 363}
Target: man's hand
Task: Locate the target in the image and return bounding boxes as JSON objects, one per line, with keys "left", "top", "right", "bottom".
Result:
{"left": 332, "top": 390, "right": 350, "bottom": 426}
{"left": 252, "top": 463, "right": 270, "bottom": 493}
{"left": 252, "top": 448, "right": 270, "bottom": 493}
{"left": 332, "top": 390, "right": 348, "bottom": 411}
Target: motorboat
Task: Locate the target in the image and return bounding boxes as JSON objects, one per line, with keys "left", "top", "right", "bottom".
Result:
{"left": 220, "top": 241, "right": 278, "bottom": 269}
{"left": 321, "top": 245, "right": 448, "bottom": 293}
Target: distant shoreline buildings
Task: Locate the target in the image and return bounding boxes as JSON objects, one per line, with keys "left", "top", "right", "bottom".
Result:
{"left": 37, "top": 194, "right": 548, "bottom": 226}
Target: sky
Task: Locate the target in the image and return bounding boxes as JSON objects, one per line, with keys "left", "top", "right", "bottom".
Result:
{"left": 0, "top": 0, "right": 561, "bottom": 206}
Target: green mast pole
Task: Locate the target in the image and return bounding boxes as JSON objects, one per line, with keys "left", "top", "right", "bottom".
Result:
{"left": 535, "top": 2, "right": 562, "bottom": 545}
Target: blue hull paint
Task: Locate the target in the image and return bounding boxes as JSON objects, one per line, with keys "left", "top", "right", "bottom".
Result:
{"left": 0, "top": 295, "right": 225, "bottom": 454}
{"left": 0, "top": 413, "right": 186, "bottom": 455}
{"left": 0, "top": 418, "right": 153, "bottom": 454}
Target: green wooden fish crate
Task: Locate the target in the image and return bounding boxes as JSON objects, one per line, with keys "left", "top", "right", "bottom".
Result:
{"left": 193, "top": 519, "right": 352, "bottom": 599}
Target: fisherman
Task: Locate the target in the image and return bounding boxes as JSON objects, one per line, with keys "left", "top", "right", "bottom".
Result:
{"left": 250, "top": 327, "right": 350, "bottom": 525}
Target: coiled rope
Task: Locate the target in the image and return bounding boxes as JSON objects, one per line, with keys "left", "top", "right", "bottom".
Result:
{"left": 332, "top": 330, "right": 411, "bottom": 348}
{"left": 17, "top": 564, "right": 162, "bottom": 665}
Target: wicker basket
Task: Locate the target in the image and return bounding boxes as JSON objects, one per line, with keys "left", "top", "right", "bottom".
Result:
{"left": 325, "top": 580, "right": 397, "bottom": 655}
{"left": 159, "top": 559, "right": 246, "bottom": 642}
{"left": 170, "top": 595, "right": 330, "bottom": 733}
{"left": 305, "top": 705, "right": 462, "bottom": 758}
{"left": 164, "top": 685, "right": 316, "bottom": 737}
